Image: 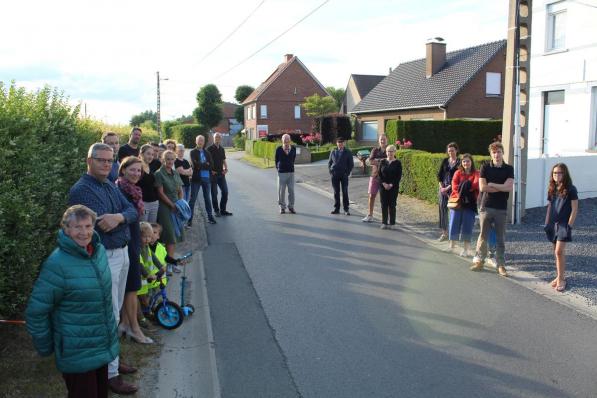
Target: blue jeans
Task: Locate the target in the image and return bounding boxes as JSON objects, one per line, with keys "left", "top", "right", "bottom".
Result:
{"left": 183, "top": 185, "right": 191, "bottom": 203}
{"left": 189, "top": 177, "right": 213, "bottom": 221}
{"left": 448, "top": 208, "right": 475, "bottom": 242}
{"left": 210, "top": 174, "right": 229, "bottom": 213}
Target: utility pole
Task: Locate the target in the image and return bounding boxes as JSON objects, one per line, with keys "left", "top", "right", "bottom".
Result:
{"left": 156, "top": 71, "right": 169, "bottom": 143}
{"left": 502, "top": 0, "right": 532, "bottom": 223}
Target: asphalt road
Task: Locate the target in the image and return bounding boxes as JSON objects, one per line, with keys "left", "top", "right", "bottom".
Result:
{"left": 203, "top": 156, "right": 597, "bottom": 398}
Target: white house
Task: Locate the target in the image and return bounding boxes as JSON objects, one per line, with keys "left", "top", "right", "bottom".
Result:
{"left": 526, "top": 0, "right": 597, "bottom": 208}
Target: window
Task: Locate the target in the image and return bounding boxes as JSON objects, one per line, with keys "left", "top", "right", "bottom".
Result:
{"left": 546, "top": 2, "right": 566, "bottom": 51}
{"left": 542, "top": 90, "right": 565, "bottom": 154}
{"left": 294, "top": 105, "right": 301, "bottom": 119}
{"left": 486, "top": 72, "right": 502, "bottom": 96}
{"left": 251, "top": 105, "right": 256, "bottom": 120}
{"left": 260, "top": 105, "right": 267, "bottom": 118}
{"left": 246, "top": 107, "right": 251, "bottom": 120}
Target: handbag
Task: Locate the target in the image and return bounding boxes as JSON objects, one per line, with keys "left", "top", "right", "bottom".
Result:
{"left": 447, "top": 197, "right": 460, "bottom": 209}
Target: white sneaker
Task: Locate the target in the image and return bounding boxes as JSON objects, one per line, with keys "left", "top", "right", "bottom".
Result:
{"left": 362, "top": 215, "right": 373, "bottom": 222}
{"left": 459, "top": 249, "right": 467, "bottom": 257}
{"left": 380, "top": 224, "right": 388, "bottom": 230}
{"left": 486, "top": 257, "right": 497, "bottom": 268}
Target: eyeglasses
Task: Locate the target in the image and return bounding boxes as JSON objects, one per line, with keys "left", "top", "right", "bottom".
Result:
{"left": 92, "top": 157, "right": 114, "bottom": 164}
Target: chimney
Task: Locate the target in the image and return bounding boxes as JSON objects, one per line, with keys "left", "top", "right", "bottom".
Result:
{"left": 426, "top": 37, "right": 446, "bottom": 78}
{"left": 284, "top": 54, "right": 294, "bottom": 63}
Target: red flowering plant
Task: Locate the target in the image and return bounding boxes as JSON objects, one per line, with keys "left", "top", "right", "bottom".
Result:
{"left": 301, "top": 132, "right": 322, "bottom": 148}
{"left": 395, "top": 139, "right": 413, "bottom": 149}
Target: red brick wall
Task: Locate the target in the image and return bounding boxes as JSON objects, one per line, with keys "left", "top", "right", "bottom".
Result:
{"left": 446, "top": 50, "right": 506, "bottom": 119}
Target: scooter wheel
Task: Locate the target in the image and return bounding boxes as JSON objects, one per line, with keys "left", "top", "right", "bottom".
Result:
{"left": 154, "top": 300, "right": 184, "bottom": 329}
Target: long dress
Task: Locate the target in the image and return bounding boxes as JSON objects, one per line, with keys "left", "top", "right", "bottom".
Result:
{"left": 154, "top": 166, "right": 184, "bottom": 244}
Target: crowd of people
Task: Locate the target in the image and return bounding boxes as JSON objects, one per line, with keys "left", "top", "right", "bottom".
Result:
{"left": 23, "top": 128, "right": 579, "bottom": 397}
{"left": 25, "top": 128, "right": 232, "bottom": 397}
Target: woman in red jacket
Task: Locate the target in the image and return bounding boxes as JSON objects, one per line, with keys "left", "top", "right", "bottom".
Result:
{"left": 448, "top": 154, "right": 480, "bottom": 257}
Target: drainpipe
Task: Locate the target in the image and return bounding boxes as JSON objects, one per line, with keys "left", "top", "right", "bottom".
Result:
{"left": 438, "top": 105, "right": 447, "bottom": 120}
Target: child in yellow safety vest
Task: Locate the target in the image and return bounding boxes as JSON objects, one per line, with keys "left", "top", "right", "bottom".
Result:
{"left": 138, "top": 222, "right": 168, "bottom": 316}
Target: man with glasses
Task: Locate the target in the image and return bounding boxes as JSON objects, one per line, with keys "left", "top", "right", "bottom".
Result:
{"left": 69, "top": 143, "right": 139, "bottom": 395}
{"left": 470, "top": 142, "right": 514, "bottom": 277}
{"left": 118, "top": 127, "right": 142, "bottom": 162}
{"left": 102, "top": 131, "right": 120, "bottom": 182}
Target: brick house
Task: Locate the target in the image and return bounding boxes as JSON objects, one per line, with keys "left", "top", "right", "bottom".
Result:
{"left": 213, "top": 102, "right": 242, "bottom": 135}
{"left": 351, "top": 38, "right": 507, "bottom": 141}
{"left": 340, "top": 74, "right": 386, "bottom": 114}
{"left": 242, "top": 54, "right": 329, "bottom": 139}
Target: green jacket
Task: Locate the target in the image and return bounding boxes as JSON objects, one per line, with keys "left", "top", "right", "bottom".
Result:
{"left": 25, "top": 230, "right": 118, "bottom": 373}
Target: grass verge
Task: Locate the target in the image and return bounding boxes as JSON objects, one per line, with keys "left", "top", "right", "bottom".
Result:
{"left": 0, "top": 323, "right": 161, "bottom": 397}
{"left": 240, "top": 154, "right": 275, "bottom": 169}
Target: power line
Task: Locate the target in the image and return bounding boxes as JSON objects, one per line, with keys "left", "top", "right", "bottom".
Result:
{"left": 212, "top": 0, "right": 330, "bottom": 80}
{"left": 198, "top": 0, "right": 266, "bottom": 65}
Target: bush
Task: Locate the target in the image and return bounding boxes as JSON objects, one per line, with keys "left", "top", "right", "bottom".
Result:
{"left": 320, "top": 115, "right": 352, "bottom": 143}
{"left": 385, "top": 119, "right": 502, "bottom": 154}
{"left": 233, "top": 132, "right": 246, "bottom": 149}
{"left": 0, "top": 83, "right": 102, "bottom": 317}
{"left": 311, "top": 150, "right": 331, "bottom": 162}
{"left": 395, "top": 149, "right": 490, "bottom": 204}
{"left": 252, "top": 140, "right": 280, "bottom": 161}
{"left": 171, "top": 124, "right": 209, "bottom": 149}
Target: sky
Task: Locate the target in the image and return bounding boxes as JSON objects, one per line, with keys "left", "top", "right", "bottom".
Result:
{"left": 0, "top": 0, "right": 509, "bottom": 125}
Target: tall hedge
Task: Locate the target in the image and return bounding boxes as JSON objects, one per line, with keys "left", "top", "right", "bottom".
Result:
{"left": 252, "top": 140, "right": 279, "bottom": 161}
{"left": 321, "top": 115, "right": 352, "bottom": 143}
{"left": 0, "top": 83, "right": 102, "bottom": 317}
{"left": 385, "top": 119, "right": 501, "bottom": 154}
{"left": 171, "top": 123, "right": 209, "bottom": 149}
{"left": 395, "top": 149, "right": 490, "bottom": 204}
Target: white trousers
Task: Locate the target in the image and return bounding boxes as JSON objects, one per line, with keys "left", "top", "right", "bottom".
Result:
{"left": 106, "top": 246, "right": 130, "bottom": 379}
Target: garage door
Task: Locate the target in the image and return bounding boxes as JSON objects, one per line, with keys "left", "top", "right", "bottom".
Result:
{"left": 362, "top": 121, "right": 378, "bottom": 141}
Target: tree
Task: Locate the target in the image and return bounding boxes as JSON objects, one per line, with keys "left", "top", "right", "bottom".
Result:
{"left": 193, "top": 84, "right": 223, "bottom": 129}
{"left": 326, "top": 86, "right": 345, "bottom": 111}
{"left": 302, "top": 94, "right": 337, "bottom": 133}
{"left": 130, "top": 110, "right": 157, "bottom": 127}
{"left": 234, "top": 85, "right": 254, "bottom": 124}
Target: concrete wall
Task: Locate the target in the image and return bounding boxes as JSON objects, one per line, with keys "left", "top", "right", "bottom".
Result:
{"left": 526, "top": 155, "right": 597, "bottom": 208}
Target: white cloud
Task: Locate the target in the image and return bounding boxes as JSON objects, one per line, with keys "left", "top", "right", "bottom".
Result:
{"left": 1, "top": 0, "right": 508, "bottom": 124}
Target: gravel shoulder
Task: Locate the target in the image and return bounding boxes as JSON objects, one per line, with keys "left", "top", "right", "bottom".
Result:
{"left": 294, "top": 159, "right": 597, "bottom": 310}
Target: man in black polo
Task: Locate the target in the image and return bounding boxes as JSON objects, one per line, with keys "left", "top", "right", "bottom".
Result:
{"left": 328, "top": 137, "right": 354, "bottom": 215}
{"left": 118, "top": 127, "right": 142, "bottom": 162}
{"left": 207, "top": 132, "right": 232, "bottom": 216}
{"left": 69, "top": 143, "right": 139, "bottom": 395}
{"left": 470, "top": 141, "right": 514, "bottom": 277}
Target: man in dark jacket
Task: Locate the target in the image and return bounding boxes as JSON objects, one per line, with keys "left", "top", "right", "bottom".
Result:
{"left": 328, "top": 138, "right": 354, "bottom": 215}
{"left": 275, "top": 133, "right": 297, "bottom": 214}
{"left": 189, "top": 134, "right": 217, "bottom": 225}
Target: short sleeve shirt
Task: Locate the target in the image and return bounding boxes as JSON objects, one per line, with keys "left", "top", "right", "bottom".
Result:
{"left": 479, "top": 161, "right": 514, "bottom": 210}
{"left": 548, "top": 185, "right": 578, "bottom": 225}
{"left": 174, "top": 158, "right": 191, "bottom": 186}
{"left": 118, "top": 144, "right": 140, "bottom": 163}
{"left": 154, "top": 167, "right": 183, "bottom": 203}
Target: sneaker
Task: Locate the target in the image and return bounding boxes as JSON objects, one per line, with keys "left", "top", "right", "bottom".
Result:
{"left": 344, "top": 210, "right": 351, "bottom": 216}
{"left": 497, "top": 266, "right": 508, "bottom": 277}
{"left": 208, "top": 217, "right": 217, "bottom": 224}
{"left": 331, "top": 209, "right": 340, "bottom": 214}
{"left": 221, "top": 210, "right": 233, "bottom": 216}
{"left": 486, "top": 257, "right": 497, "bottom": 268}
{"left": 288, "top": 208, "right": 296, "bottom": 214}
{"left": 214, "top": 210, "right": 221, "bottom": 217}
{"left": 380, "top": 224, "right": 388, "bottom": 230}
{"left": 280, "top": 208, "right": 286, "bottom": 214}
{"left": 362, "top": 215, "right": 373, "bottom": 222}
{"left": 470, "top": 256, "right": 484, "bottom": 271}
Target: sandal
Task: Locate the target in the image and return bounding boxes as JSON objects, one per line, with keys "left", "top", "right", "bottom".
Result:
{"left": 556, "top": 280, "right": 567, "bottom": 292}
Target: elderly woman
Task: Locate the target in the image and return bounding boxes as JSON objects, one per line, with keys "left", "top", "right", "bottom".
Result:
{"left": 155, "top": 149, "right": 184, "bottom": 269}
{"left": 378, "top": 144, "right": 403, "bottom": 229}
{"left": 26, "top": 205, "right": 118, "bottom": 398}
{"left": 117, "top": 156, "right": 153, "bottom": 344}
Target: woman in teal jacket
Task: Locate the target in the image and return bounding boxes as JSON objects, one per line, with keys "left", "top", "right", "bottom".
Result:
{"left": 26, "top": 205, "right": 119, "bottom": 398}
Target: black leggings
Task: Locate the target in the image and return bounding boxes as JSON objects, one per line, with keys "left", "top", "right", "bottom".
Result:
{"left": 380, "top": 187, "right": 399, "bottom": 225}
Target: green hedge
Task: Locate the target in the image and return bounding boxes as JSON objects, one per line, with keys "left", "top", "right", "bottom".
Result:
{"left": 232, "top": 132, "right": 246, "bottom": 149}
{"left": 171, "top": 123, "right": 209, "bottom": 149}
{"left": 386, "top": 119, "right": 501, "bottom": 154}
{"left": 395, "top": 149, "right": 490, "bottom": 203}
{"left": 0, "top": 83, "right": 102, "bottom": 317}
{"left": 253, "top": 140, "right": 279, "bottom": 160}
